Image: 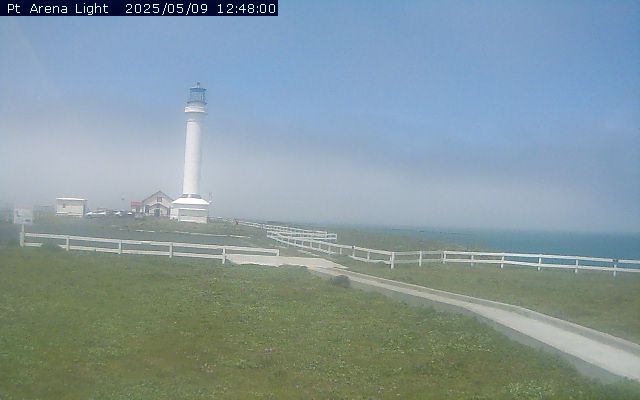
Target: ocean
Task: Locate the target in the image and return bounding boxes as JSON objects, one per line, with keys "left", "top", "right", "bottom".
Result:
{"left": 370, "top": 227, "right": 640, "bottom": 260}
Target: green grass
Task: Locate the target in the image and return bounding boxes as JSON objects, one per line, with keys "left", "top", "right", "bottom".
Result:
{"left": 2, "top": 247, "right": 639, "bottom": 399}
{"left": 0, "top": 218, "right": 277, "bottom": 251}
{"left": 274, "top": 225, "right": 640, "bottom": 344}
{"left": 327, "top": 226, "right": 464, "bottom": 252}
{"left": 335, "top": 257, "right": 640, "bottom": 344}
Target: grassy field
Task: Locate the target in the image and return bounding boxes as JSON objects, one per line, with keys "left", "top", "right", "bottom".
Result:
{"left": 338, "top": 258, "right": 640, "bottom": 344}
{"left": 326, "top": 225, "right": 467, "bottom": 252}
{"left": 10, "top": 217, "right": 263, "bottom": 246}
{"left": 2, "top": 246, "right": 640, "bottom": 399}
{"left": 7, "top": 219, "right": 638, "bottom": 343}
{"left": 275, "top": 225, "right": 640, "bottom": 344}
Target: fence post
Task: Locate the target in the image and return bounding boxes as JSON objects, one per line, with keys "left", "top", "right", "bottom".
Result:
{"left": 613, "top": 259, "right": 617, "bottom": 277}
{"left": 222, "top": 247, "right": 226, "bottom": 264}
{"left": 574, "top": 259, "right": 579, "bottom": 274}
{"left": 442, "top": 250, "right": 447, "bottom": 264}
{"left": 119, "top": 240, "right": 123, "bottom": 255}
{"left": 352, "top": 246, "right": 355, "bottom": 257}
{"left": 169, "top": 242, "right": 173, "bottom": 258}
{"left": 20, "top": 224, "right": 25, "bottom": 247}
{"left": 390, "top": 252, "right": 395, "bottom": 269}
{"left": 276, "top": 248, "right": 280, "bottom": 256}
{"left": 66, "top": 235, "right": 70, "bottom": 251}
{"left": 537, "top": 255, "right": 542, "bottom": 271}
{"left": 470, "top": 254, "right": 475, "bottom": 267}
{"left": 339, "top": 247, "right": 343, "bottom": 255}
{"left": 418, "top": 251, "right": 423, "bottom": 267}
{"left": 367, "top": 251, "right": 370, "bottom": 261}
{"left": 500, "top": 255, "right": 505, "bottom": 269}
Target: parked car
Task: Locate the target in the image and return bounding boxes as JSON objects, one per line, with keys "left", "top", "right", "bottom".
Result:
{"left": 86, "top": 210, "right": 108, "bottom": 218}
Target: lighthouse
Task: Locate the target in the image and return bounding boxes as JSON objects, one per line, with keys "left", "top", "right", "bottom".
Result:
{"left": 171, "top": 83, "right": 210, "bottom": 223}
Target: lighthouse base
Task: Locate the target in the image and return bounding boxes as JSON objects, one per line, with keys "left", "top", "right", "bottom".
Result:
{"left": 170, "top": 197, "right": 210, "bottom": 224}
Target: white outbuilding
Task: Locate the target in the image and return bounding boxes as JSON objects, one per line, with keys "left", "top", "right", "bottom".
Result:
{"left": 56, "top": 198, "right": 87, "bottom": 217}
{"left": 170, "top": 197, "right": 209, "bottom": 224}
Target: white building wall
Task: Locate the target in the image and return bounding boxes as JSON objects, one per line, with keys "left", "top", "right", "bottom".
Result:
{"left": 174, "top": 207, "right": 208, "bottom": 224}
{"left": 56, "top": 199, "right": 86, "bottom": 217}
{"left": 145, "top": 204, "right": 170, "bottom": 217}
{"left": 141, "top": 191, "right": 174, "bottom": 217}
{"left": 182, "top": 113, "right": 204, "bottom": 196}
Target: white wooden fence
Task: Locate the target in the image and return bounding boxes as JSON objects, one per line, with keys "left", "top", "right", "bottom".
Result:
{"left": 237, "top": 221, "right": 338, "bottom": 241}
{"left": 20, "top": 231, "right": 279, "bottom": 264}
{"left": 266, "top": 230, "right": 640, "bottom": 276}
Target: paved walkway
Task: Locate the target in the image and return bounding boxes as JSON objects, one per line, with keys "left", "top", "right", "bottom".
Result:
{"left": 226, "top": 254, "right": 640, "bottom": 383}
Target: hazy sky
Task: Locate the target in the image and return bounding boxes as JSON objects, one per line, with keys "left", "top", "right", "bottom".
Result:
{"left": 1, "top": 1, "right": 639, "bottom": 232}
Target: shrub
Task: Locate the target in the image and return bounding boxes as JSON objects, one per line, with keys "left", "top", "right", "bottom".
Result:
{"left": 330, "top": 274, "right": 350, "bottom": 288}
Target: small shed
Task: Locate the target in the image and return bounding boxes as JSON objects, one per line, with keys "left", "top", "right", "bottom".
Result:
{"left": 56, "top": 198, "right": 87, "bottom": 217}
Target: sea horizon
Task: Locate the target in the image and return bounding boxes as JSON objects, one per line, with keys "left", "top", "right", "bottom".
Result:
{"left": 321, "top": 222, "right": 640, "bottom": 260}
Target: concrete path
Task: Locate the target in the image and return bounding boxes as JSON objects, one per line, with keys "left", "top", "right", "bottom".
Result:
{"left": 227, "top": 254, "right": 640, "bottom": 383}
{"left": 226, "top": 254, "right": 348, "bottom": 269}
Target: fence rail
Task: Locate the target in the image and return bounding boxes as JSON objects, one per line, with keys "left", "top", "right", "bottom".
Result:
{"left": 237, "top": 221, "right": 338, "bottom": 241}
{"left": 20, "top": 231, "right": 279, "bottom": 264}
{"left": 264, "top": 229, "right": 640, "bottom": 276}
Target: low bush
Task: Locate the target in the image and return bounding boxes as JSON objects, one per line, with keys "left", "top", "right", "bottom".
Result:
{"left": 330, "top": 274, "right": 350, "bottom": 288}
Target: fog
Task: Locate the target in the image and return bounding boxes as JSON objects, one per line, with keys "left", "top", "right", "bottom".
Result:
{"left": 1, "top": 2, "right": 639, "bottom": 233}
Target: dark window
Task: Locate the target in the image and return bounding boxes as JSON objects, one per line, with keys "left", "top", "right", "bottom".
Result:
{"left": 157, "top": 196, "right": 162, "bottom": 203}
{"left": 62, "top": 203, "right": 66, "bottom": 208}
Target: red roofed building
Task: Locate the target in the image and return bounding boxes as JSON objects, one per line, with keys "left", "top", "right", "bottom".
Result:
{"left": 131, "top": 190, "right": 174, "bottom": 217}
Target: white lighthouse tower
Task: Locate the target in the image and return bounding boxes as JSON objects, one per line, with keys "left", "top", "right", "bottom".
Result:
{"left": 171, "top": 83, "right": 210, "bottom": 223}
